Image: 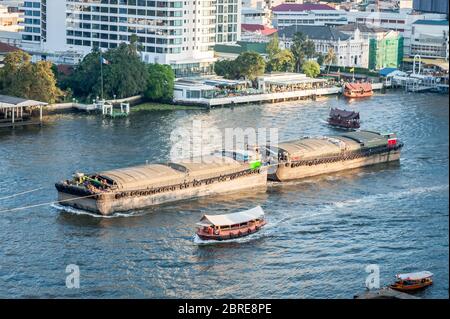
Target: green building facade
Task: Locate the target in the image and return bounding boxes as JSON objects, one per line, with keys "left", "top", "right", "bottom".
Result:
{"left": 369, "top": 35, "right": 404, "bottom": 70}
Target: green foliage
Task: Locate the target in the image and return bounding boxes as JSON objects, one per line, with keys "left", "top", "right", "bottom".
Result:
{"left": 266, "top": 33, "right": 281, "bottom": 58}
{"left": 0, "top": 51, "right": 62, "bottom": 103}
{"left": 267, "top": 49, "right": 295, "bottom": 73}
{"left": 324, "top": 48, "right": 337, "bottom": 74}
{"left": 290, "top": 32, "right": 317, "bottom": 73}
{"left": 144, "top": 63, "right": 175, "bottom": 103}
{"left": 301, "top": 60, "right": 321, "bottom": 78}
{"left": 234, "top": 51, "right": 265, "bottom": 81}
{"left": 67, "top": 43, "right": 148, "bottom": 100}
{"left": 214, "top": 52, "right": 265, "bottom": 82}
{"left": 214, "top": 59, "right": 238, "bottom": 79}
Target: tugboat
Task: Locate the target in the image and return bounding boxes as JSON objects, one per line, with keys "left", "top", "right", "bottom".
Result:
{"left": 343, "top": 82, "right": 373, "bottom": 98}
{"left": 327, "top": 108, "right": 360, "bottom": 129}
{"left": 196, "top": 206, "right": 266, "bottom": 241}
{"left": 390, "top": 271, "right": 433, "bottom": 292}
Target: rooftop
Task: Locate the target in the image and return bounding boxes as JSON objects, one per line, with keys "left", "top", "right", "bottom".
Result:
{"left": 241, "top": 24, "right": 277, "bottom": 36}
{"left": 0, "top": 41, "right": 21, "bottom": 53}
{"left": 278, "top": 25, "right": 350, "bottom": 41}
{"left": 413, "top": 19, "right": 449, "bottom": 25}
{"left": 336, "top": 23, "right": 390, "bottom": 33}
{"left": 272, "top": 3, "right": 335, "bottom": 12}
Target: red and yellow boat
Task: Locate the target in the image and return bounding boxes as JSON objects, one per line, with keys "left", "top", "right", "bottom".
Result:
{"left": 343, "top": 82, "right": 373, "bottom": 98}
{"left": 196, "top": 206, "right": 266, "bottom": 241}
{"left": 390, "top": 271, "right": 433, "bottom": 292}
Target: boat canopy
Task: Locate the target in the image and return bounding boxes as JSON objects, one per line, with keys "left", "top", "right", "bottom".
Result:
{"left": 396, "top": 271, "right": 433, "bottom": 281}
{"left": 340, "top": 130, "right": 388, "bottom": 148}
{"left": 329, "top": 108, "right": 359, "bottom": 120}
{"left": 169, "top": 155, "right": 243, "bottom": 178}
{"left": 199, "top": 206, "right": 264, "bottom": 227}
{"left": 99, "top": 164, "right": 185, "bottom": 190}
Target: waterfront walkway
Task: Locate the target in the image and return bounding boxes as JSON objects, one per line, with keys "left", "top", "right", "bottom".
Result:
{"left": 174, "top": 83, "right": 384, "bottom": 107}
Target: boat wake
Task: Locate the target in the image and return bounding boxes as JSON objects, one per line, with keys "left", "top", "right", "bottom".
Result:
{"left": 332, "top": 184, "right": 449, "bottom": 209}
{"left": 51, "top": 203, "right": 145, "bottom": 218}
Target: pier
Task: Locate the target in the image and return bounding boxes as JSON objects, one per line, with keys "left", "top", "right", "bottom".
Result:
{"left": 174, "top": 73, "right": 386, "bottom": 107}
{"left": 0, "top": 95, "right": 47, "bottom": 128}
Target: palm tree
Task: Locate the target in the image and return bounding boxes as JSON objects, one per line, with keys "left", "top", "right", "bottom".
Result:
{"left": 324, "top": 47, "right": 336, "bottom": 75}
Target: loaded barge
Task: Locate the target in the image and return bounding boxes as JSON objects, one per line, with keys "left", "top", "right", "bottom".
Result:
{"left": 56, "top": 131, "right": 403, "bottom": 215}
{"left": 264, "top": 130, "right": 403, "bottom": 181}
{"left": 56, "top": 152, "right": 266, "bottom": 216}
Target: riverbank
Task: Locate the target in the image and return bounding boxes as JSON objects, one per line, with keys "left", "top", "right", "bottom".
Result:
{"left": 130, "top": 102, "right": 203, "bottom": 112}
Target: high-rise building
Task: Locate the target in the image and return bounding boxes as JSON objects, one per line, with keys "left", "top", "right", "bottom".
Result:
{"left": 20, "top": 0, "right": 242, "bottom": 77}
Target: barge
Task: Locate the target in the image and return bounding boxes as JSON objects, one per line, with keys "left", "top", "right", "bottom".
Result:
{"left": 265, "top": 130, "right": 403, "bottom": 181}
{"left": 55, "top": 152, "right": 267, "bottom": 216}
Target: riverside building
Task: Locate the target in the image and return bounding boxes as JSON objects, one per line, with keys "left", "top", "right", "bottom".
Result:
{"left": 21, "top": 0, "right": 241, "bottom": 77}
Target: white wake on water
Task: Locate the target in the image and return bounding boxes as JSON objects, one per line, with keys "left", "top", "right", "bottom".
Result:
{"left": 51, "top": 203, "right": 144, "bottom": 218}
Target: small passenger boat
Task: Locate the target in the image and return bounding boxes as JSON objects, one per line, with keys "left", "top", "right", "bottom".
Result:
{"left": 327, "top": 108, "right": 360, "bottom": 129}
{"left": 389, "top": 271, "right": 433, "bottom": 292}
{"left": 196, "top": 206, "right": 266, "bottom": 241}
{"left": 343, "top": 82, "right": 373, "bottom": 98}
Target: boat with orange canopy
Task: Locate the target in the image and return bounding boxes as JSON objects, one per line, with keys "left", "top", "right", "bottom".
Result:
{"left": 389, "top": 271, "right": 433, "bottom": 292}
{"left": 196, "top": 206, "right": 266, "bottom": 241}
{"left": 343, "top": 82, "right": 373, "bottom": 98}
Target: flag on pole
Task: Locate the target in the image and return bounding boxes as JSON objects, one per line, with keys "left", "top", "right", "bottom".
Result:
{"left": 101, "top": 57, "right": 110, "bottom": 65}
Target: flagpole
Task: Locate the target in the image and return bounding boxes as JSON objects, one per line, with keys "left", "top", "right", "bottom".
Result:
{"left": 100, "top": 51, "right": 104, "bottom": 101}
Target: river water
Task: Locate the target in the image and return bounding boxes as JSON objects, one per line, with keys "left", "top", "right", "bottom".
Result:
{"left": 0, "top": 91, "right": 448, "bottom": 298}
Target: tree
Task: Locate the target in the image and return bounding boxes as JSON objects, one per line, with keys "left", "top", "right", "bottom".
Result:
{"left": 266, "top": 33, "right": 281, "bottom": 58}
{"left": 0, "top": 51, "right": 62, "bottom": 103}
{"left": 144, "top": 63, "right": 175, "bottom": 102}
{"left": 234, "top": 51, "right": 265, "bottom": 82}
{"left": 290, "top": 32, "right": 317, "bottom": 73}
{"left": 301, "top": 60, "right": 321, "bottom": 78}
{"left": 214, "top": 59, "right": 238, "bottom": 79}
{"left": 67, "top": 42, "right": 148, "bottom": 100}
{"left": 324, "top": 47, "right": 337, "bottom": 75}
{"left": 267, "top": 49, "right": 295, "bottom": 73}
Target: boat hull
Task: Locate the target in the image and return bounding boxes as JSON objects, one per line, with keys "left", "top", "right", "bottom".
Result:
{"left": 389, "top": 281, "right": 433, "bottom": 292}
{"left": 269, "top": 148, "right": 401, "bottom": 181}
{"left": 343, "top": 91, "right": 373, "bottom": 98}
{"left": 57, "top": 169, "right": 268, "bottom": 216}
{"left": 197, "top": 221, "right": 267, "bottom": 241}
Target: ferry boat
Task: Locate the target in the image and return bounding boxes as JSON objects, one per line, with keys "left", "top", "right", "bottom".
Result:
{"left": 327, "top": 108, "right": 360, "bottom": 129}
{"left": 264, "top": 130, "right": 403, "bottom": 182}
{"left": 55, "top": 151, "right": 267, "bottom": 216}
{"left": 390, "top": 271, "right": 433, "bottom": 292}
{"left": 196, "top": 206, "right": 266, "bottom": 241}
{"left": 343, "top": 82, "right": 373, "bottom": 98}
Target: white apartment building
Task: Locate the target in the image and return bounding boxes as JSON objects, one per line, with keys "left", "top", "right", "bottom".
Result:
{"left": 241, "top": 0, "right": 271, "bottom": 26}
{"left": 410, "top": 19, "right": 449, "bottom": 59}
{"left": 278, "top": 25, "right": 370, "bottom": 68}
{"left": 272, "top": 3, "right": 348, "bottom": 29}
{"left": 0, "top": 4, "right": 23, "bottom": 32}
{"left": 20, "top": 0, "right": 241, "bottom": 77}
{"left": 345, "top": 9, "right": 447, "bottom": 56}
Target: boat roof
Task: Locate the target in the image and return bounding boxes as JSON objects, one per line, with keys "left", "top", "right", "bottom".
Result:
{"left": 170, "top": 155, "right": 243, "bottom": 178}
{"left": 340, "top": 130, "right": 387, "bottom": 148}
{"left": 99, "top": 164, "right": 185, "bottom": 189}
{"left": 329, "top": 108, "right": 359, "bottom": 120}
{"left": 97, "top": 155, "right": 246, "bottom": 190}
{"left": 274, "top": 131, "right": 388, "bottom": 158}
{"left": 199, "top": 206, "right": 264, "bottom": 227}
{"left": 345, "top": 82, "right": 372, "bottom": 91}
{"left": 396, "top": 271, "right": 433, "bottom": 281}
